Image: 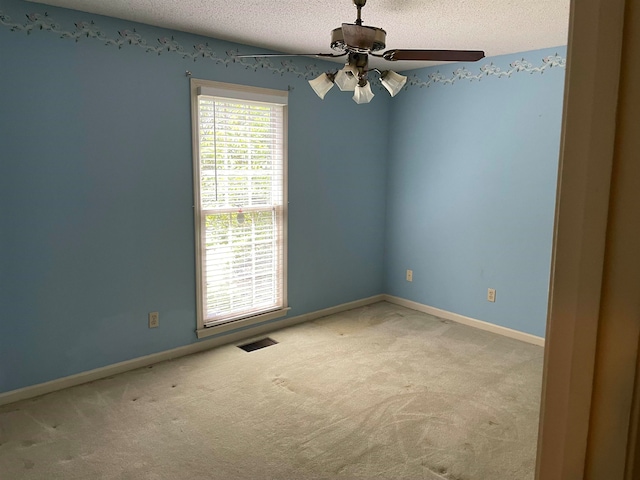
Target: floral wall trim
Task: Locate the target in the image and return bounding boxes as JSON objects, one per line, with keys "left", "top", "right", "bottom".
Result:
{"left": 0, "top": 11, "right": 324, "bottom": 79}
{"left": 1, "top": 10, "right": 566, "bottom": 89}
{"left": 406, "top": 55, "right": 566, "bottom": 88}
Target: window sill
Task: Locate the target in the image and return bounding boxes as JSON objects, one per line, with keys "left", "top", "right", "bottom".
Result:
{"left": 196, "top": 307, "right": 291, "bottom": 339}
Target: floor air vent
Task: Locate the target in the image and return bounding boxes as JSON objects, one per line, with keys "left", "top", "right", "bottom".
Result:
{"left": 238, "top": 337, "right": 278, "bottom": 352}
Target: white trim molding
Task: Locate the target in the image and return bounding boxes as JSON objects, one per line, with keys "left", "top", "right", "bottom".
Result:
{"left": 0, "top": 294, "right": 543, "bottom": 407}
{"left": 383, "top": 294, "right": 545, "bottom": 347}
{"left": 196, "top": 308, "right": 291, "bottom": 339}
{"left": 533, "top": 0, "right": 640, "bottom": 475}
{"left": 190, "top": 78, "right": 289, "bottom": 336}
{"left": 0, "top": 294, "right": 384, "bottom": 407}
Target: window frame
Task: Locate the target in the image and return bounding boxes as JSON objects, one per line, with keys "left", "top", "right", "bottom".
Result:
{"left": 190, "top": 78, "right": 289, "bottom": 339}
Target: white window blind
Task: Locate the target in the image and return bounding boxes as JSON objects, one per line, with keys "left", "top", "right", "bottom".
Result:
{"left": 192, "top": 81, "right": 288, "bottom": 331}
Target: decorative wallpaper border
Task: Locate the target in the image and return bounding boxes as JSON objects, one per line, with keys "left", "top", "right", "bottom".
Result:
{"left": 407, "top": 54, "right": 566, "bottom": 88}
{"left": 0, "top": 9, "right": 566, "bottom": 89}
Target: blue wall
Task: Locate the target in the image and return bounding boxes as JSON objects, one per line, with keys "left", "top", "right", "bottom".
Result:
{"left": 0, "top": 0, "right": 389, "bottom": 393}
{"left": 384, "top": 48, "right": 566, "bottom": 337}
{"left": 0, "top": 0, "right": 566, "bottom": 394}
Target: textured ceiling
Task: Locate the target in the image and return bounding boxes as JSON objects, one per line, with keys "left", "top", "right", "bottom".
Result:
{"left": 26, "top": 0, "right": 570, "bottom": 71}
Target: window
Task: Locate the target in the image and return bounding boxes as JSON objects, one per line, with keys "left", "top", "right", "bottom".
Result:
{"left": 191, "top": 79, "right": 288, "bottom": 338}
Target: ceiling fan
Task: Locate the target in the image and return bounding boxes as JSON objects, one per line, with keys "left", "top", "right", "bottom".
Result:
{"left": 238, "top": 0, "right": 485, "bottom": 104}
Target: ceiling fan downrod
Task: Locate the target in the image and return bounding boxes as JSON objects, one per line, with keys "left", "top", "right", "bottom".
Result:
{"left": 354, "top": 0, "right": 367, "bottom": 26}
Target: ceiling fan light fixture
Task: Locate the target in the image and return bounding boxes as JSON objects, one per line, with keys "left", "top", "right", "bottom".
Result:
{"left": 352, "top": 81, "right": 375, "bottom": 104}
{"left": 279, "top": 0, "right": 484, "bottom": 105}
{"left": 380, "top": 70, "right": 408, "bottom": 97}
{"left": 308, "top": 73, "right": 335, "bottom": 99}
{"left": 335, "top": 68, "right": 358, "bottom": 91}
{"left": 240, "top": 0, "right": 485, "bottom": 105}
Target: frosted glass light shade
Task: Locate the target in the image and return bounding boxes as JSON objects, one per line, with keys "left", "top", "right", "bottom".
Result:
{"left": 380, "top": 70, "right": 407, "bottom": 97}
{"left": 335, "top": 68, "right": 358, "bottom": 91}
{"left": 352, "top": 81, "right": 375, "bottom": 104}
{"left": 308, "top": 73, "right": 334, "bottom": 99}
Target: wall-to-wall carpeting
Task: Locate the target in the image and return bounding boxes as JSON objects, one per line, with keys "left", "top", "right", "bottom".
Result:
{"left": 0, "top": 302, "right": 543, "bottom": 480}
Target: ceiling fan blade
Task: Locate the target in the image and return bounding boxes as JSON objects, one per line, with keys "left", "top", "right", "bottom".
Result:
{"left": 382, "top": 49, "right": 485, "bottom": 62}
{"left": 236, "top": 52, "right": 347, "bottom": 58}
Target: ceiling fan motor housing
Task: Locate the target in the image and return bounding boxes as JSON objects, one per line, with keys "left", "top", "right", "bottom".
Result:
{"left": 331, "top": 24, "right": 386, "bottom": 53}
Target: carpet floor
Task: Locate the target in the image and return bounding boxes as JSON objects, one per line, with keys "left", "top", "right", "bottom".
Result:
{"left": 0, "top": 301, "right": 544, "bottom": 479}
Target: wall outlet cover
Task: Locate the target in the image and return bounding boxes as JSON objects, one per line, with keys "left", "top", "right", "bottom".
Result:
{"left": 406, "top": 269, "right": 413, "bottom": 282}
{"left": 487, "top": 288, "right": 496, "bottom": 302}
{"left": 148, "top": 312, "right": 159, "bottom": 328}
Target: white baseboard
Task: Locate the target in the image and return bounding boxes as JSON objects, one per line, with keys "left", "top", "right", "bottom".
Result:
{"left": 382, "top": 294, "right": 545, "bottom": 347}
{"left": 0, "top": 293, "right": 540, "bottom": 406}
{"left": 0, "top": 294, "right": 384, "bottom": 407}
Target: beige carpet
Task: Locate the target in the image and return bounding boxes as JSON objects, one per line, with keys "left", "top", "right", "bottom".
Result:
{"left": 0, "top": 302, "right": 543, "bottom": 479}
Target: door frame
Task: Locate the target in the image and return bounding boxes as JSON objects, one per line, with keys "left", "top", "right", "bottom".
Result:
{"left": 536, "top": 0, "right": 635, "bottom": 477}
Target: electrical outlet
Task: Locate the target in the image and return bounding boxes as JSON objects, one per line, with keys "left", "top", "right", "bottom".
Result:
{"left": 406, "top": 269, "right": 413, "bottom": 282}
{"left": 148, "top": 311, "right": 159, "bottom": 328}
{"left": 487, "top": 288, "right": 496, "bottom": 302}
